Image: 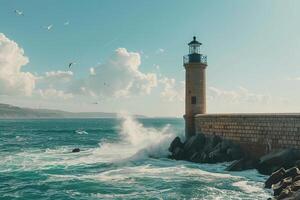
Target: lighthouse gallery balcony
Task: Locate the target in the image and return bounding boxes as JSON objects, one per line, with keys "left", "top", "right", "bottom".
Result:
{"left": 183, "top": 54, "right": 207, "bottom": 65}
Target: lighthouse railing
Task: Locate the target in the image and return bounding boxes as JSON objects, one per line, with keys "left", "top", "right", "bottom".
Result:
{"left": 183, "top": 54, "right": 207, "bottom": 65}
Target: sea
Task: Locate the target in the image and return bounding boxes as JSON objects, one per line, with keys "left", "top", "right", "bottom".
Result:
{"left": 0, "top": 114, "right": 272, "bottom": 200}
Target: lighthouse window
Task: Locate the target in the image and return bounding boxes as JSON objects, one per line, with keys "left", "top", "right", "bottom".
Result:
{"left": 191, "top": 96, "right": 196, "bottom": 104}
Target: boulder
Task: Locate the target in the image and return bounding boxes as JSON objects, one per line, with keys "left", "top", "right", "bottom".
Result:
{"left": 226, "top": 146, "right": 243, "bottom": 161}
{"left": 169, "top": 137, "right": 184, "bottom": 153}
{"left": 226, "top": 158, "right": 256, "bottom": 171}
{"left": 190, "top": 152, "right": 202, "bottom": 163}
{"left": 273, "top": 181, "right": 284, "bottom": 196}
{"left": 265, "top": 168, "right": 286, "bottom": 189}
{"left": 277, "top": 187, "right": 293, "bottom": 200}
{"left": 273, "top": 177, "right": 293, "bottom": 197}
{"left": 226, "top": 159, "right": 245, "bottom": 171}
{"left": 208, "top": 148, "right": 224, "bottom": 163}
{"left": 257, "top": 149, "right": 296, "bottom": 175}
{"left": 284, "top": 167, "right": 300, "bottom": 180}
{"left": 292, "top": 180, "right": 300, "bottom": 192}
{"left": 72, "top": 148, "right": 80, "bottom": 153}
{"left": 283, "top": 190, "right": 300, "bottom": 200}
{"left": 220, "top": 140, "right": 233, "bottom": 152}
{"left": 172, "top": 147, "right": 185, "bottom": 160}
{"left": 203, "top": 135, "right": 221, "bottom": 151}
{"left": 294, "top": 175, "right": 300, "bottom": 182}
{"left": 183, "top": 134, "right": 206, "bottom": 157}
{"left": 200, "top": 152, "right": 208, "bottom": 163}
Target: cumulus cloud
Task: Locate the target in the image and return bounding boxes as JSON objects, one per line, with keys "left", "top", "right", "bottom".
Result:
{"left": 37, "top": 88, "right": 73, "bottom": 100}
{"left": 159, "top": 77, "right": 184, "bottom": 101}
{"left": 0, "top": 33, "right": 36, "bottom": 96}
{"left": 33, "top": 70, "right": 74, "bottom": 100}
{"left": 208, "top": 86, "right": 271, "bottom": 104}
{"left": 44, "top": 70, "right": 73, "bottom": 80}
{"left": 39, "top": 70, "right": 73, "bottom": 85}
{"left": 71, "top": 48, "right": 157, "bottom": 98}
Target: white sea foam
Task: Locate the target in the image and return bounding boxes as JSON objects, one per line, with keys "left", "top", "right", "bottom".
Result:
{"left": 0, "top": 113, "right": 179, "bottom": 171}
{"left": 232, "top": 181, "right": 265, "bottom": 193}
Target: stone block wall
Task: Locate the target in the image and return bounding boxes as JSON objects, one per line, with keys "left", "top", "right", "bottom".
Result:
{"left": 194, "top": 114, "right": 300, "bottom": 158}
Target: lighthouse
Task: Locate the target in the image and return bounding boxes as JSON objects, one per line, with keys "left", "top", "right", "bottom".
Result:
{"left": 183, "top": 36, "right": 207, "bottom": 139}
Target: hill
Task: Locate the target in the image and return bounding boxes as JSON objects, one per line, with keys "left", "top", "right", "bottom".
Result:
{"left": 0, "top": 103, "right": 145, "bottom": 119}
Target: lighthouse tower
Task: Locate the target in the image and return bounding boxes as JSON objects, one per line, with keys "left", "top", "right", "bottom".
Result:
{"left": 183, "top": 36, "right": 207, "bottom": 139}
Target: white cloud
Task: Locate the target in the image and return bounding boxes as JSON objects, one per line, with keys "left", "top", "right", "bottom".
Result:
{"left": 71, "top": 48, "right": 158, "bottom": 98}
{"left": 45, "top": 70, "right": 73, "bottom": 80}
{"left": 0, "top": 33, "right": 36, "bottom": 96}
{"left": 208, "top": 86, "right": 271, "bottom": 104}
{"left": 40, "top": 70, "right": 73, "bottom": 84}
{"left": 159, "top": 77, "right": 184, "bottom": 101}
{"left": 37, "top": 88, "right": 73, "bottom": 100}
{"left": 35, "top": 70, "right": 74, "bottom": 100}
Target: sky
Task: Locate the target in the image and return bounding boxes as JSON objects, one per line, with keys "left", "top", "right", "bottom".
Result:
{"left": 1, "top": 0, "right": 300, "bottom": 117}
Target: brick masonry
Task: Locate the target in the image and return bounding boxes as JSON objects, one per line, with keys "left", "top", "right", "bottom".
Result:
{"left": 194, "top": 113, "right": 300, "bottom": 158}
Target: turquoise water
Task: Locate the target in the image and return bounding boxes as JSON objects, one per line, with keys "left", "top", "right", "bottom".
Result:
{"left": 0, "top": 115, "right": 271, "bottom": 199}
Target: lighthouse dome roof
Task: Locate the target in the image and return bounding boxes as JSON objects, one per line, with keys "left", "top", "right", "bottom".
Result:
{"left": 188, "top": 36, "right": 202, "bottom": 45}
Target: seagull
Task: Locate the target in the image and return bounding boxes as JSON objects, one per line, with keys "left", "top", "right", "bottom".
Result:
{"left": 44, "top": 24, "right": 53, "bottom": 31}
{"left": 92, "top": 102, "right": 99, "bottom": 105}
{"left": 64, "top": 21, "right": 70, "bottom": 26}
{"left": 14, "top": 10, "right": 24, "bottom": 16}
{"left": 68, "top": 62, "right": 76, "bottom": 68}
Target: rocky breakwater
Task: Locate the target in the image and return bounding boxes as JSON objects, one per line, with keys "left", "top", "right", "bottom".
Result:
{"left": 265, "top": 167, "right": 300, "bottom": 200}
{"left": 168, "top": 134, "right": 245, "bottom": 164}
{"left": 169, "top": 135, "right": 300, "bottom": 174}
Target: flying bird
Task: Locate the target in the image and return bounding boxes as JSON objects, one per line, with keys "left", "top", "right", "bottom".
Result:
{"left": 14, "top": 10, "right": 24, "bottom": 16}
{"left": 68, "top": 62, "right": 76, "bottom": 68}
{"left": 44, "top": 25, "right": 53, "bottom": 31}
{"left": 92, "top": 102, "right": 99, "bottom": 105}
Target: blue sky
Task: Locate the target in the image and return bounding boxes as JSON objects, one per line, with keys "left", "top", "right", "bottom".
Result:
{"left": 1, "top": 0, "right": 300, "bottom": 116}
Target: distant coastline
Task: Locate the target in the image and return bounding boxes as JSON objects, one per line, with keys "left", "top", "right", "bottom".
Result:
{"left": 0, "top": 103, "right": 146, "bottom": 119}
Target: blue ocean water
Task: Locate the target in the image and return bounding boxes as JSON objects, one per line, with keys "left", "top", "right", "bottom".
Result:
{"left": 0, "top": 115, "right": 271, "bottom": 199}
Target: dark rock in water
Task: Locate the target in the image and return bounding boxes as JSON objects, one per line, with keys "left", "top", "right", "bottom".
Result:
{"left": 283, "top": 190, "right": 300, "bottom": 200}
{"left": 273, "top": 177, "right": 293, "bottom": 196}
{"left": 277, "top": 186, "right": 293, "bottom": 200}
{"left": 294, "top": 175, "right": 300, "bottom": 182}
{"left": 200, "top": 152, "right": 208, "bottom": 163}
{"left": 211, "top": 135, "right": 222, "bottom": 147}
{"left": 169, "top": 137, "right": 184, "bottom": 153}
{"left": 265, "top": 168, "right": 286, "bottom": 189}
{"left": 183, "top": 134, "right": 206, "bottom": 158}
{"left": 226, "top": 158, "right": 256, "bottom": 171}
{"left": 264, "top": 166, "right": 300, "bottom": 199}
{"left": 257, "top": 149, "right": 296, "bottom": 175}
{"left": 220, "top": 140, "right": 233, "bottom": 152}
{"left": 226, "top": 146, "right": 243, "bottom": 161}
{"left": 72, "top": 148, "right": 80, "bottom": 153}
{"left": 168, "top": 134, "right": 245, "bottom": 165}
{"left": 273, "top": 181, "right": 284, "bottom": 196}
{"left": 292, "top": 180, "right": 300, "bottom": 192}
{"left": 208, "top": 148, "right": 224, "bottom": 163}
{"left": 190, "top": 152, "right": 202, "bottom": 163}
{"left": 202, "top": 135, "right": 221, "bottom": 154}
{"left": 226, "top": 159, "right": 245, "bottom": 171}
{"left": 172, "top": 147, "right": 185, "bottom": 160}
{"left": 284, "top": 167, "right": 300, "bottom": 180}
